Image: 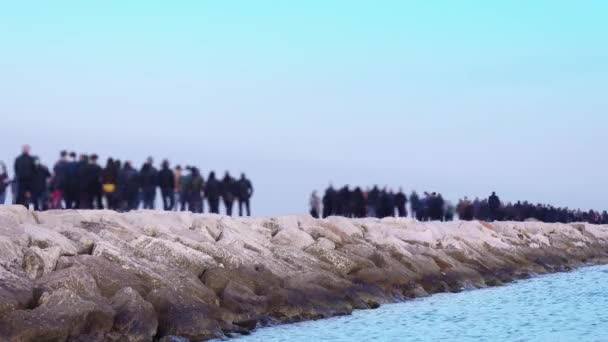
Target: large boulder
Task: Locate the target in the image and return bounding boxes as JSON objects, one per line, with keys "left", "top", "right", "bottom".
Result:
{"left": 109, "top": 287, "right": 158, "bottom": 342}
{"left": 0, "top": 288, "right": 115, "bottom": 341}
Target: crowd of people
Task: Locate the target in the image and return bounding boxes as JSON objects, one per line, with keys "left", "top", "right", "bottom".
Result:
{"left": 310, "top": 186, "right": 608, "bottom": 224}
{"left": 1, "top": 145, "right": 254, "bottom": 215}
{"left": 309, "top": 186, "right": 454, "bottom": 221}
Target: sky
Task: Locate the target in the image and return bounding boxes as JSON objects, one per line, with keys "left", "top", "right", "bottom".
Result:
{"left": 1, "top": 1, "right": 607, "bottom": 215}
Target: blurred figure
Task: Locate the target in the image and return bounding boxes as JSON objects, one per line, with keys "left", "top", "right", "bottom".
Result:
{"left": 205, "top": 172, "right": 221, "bottom": 214}
{"left": 410, "top": 191, "right": 420, "bottom": 220}
{"left": 353, "top": 187, "right": 366, "bottom": 218}
{"left": 309, "top": 190, "right": 320, "bottom": 218}
{"left": 179, "top": 166, "right": 191, "bottom": 211}
{"left": 488, "top": 191, "right": 501, "bottom": 221}
{"left": 101, "top": 158, "right": 118, "bottom": 210}
{"left": 64, "top": 152, "right": 79, "bottom": 209}
{"left": 139, "top": 157, "right": 158, "bottom": 210}
{"left": 159, "top": 160, "right": 175, "bottom": 211}
{"left": 367, "top": 186, "right": 380, "bottom": 218}
{"left": 394, "top": 188, "right": 408, "bottom": 217}
{"left": 236, "top": 173, "right": 254, "bottom": 216}
{"left": 457, "top": 197, "right": 474, "bottom": 221}
{"left": 173, "top": 165, "right": 182, "bottom": 211}
{"left": 77, "top": 154, "right": 91, "bottom": 209}
{"left": 32, "top": 157, "right": 51, "bottom": 211}
{"left": 186, "top": 167, "right": 205, "bottom": 213}
{"left": 88, "top": 154, "right": 103, "bottom": 209}
{"left": 0, "top": 162, "right": 10, "bottom": 205}
{"left": 444, "top": 201, "right": 455, "bottom": 221}
{"left": 52, "top": 150, "right": 69, "bottom": 208}
{"left": 322, "top": 185, "right": 336, "bottom": 218}
{"left": 221, "top": 172, "right": 236, "bottom": 216}
{"left": 14, "top": 145, "right": 36, "bottom": 207}
{"left": 120, "top": 162, "right": 140, "bottom": 211}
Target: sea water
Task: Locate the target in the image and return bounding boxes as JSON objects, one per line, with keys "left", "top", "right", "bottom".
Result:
{"left": 225, "top": 265, "right": 608, "bottom": 342}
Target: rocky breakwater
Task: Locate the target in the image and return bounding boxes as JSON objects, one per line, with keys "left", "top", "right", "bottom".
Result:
{"left": 1, "top": 206, "right": 608, "bottom": 341}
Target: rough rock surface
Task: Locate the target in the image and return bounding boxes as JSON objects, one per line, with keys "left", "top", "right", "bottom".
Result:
{"left": 1, "top": 205, "right": 607, "bottom": 341}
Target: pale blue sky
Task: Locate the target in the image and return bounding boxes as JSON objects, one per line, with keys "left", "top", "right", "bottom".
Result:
{"left": 1, "top": 1, "right": 607, "bottom": 215}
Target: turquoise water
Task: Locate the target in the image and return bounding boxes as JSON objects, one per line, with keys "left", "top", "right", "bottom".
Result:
{"left": 227, "top": 265, "right": 608, "bottom": 342}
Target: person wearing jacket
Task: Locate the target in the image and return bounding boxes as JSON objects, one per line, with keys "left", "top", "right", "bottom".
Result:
{"left": 236, "top": 173, "right": 253, "bottom": 216}
{"left": 394, "top": 188, "right": 408, "bottom": 217}
{"left": 205, "top": 172, "right": 221, "bottom": 214}
{"left": 139, "top": 157, "right": 158, "bottom": 210}
{"left": 186, "top": 167, "right": 204, "bottom": 213}
{"left": 158, "top": 160, "right": 175, "bottom": 211}
{"left": 32, "top": 157, "right": 51, "bottom": 211}
{"left": 52, "top": 150, "right": 69, "bottom": 208}
{"left": 173, "top": 165, "right": 183, "bottom": 211}
{"left": 119, "top": 162, "right": 139, "bottom": 211}
{"left": 63, "top": 152, "right": 79, "bottom": 209}
{"left": 0, "top": 162, "right": 10, "bottom": 205}
{"left": 220, "top": 172, "right": 236, "bottom": 216}
{"left": 14, "top": 145, "right": 36, "bottom": 207}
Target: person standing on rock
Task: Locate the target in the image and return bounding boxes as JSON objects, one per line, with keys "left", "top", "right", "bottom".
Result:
{"left": 139, "top": 157, "right": 158, "bottom": 210}
{"left": 220, "top": 172, "right": 236, "bottom": 216}
{"left": 410, "top": 191, "right": 420, "bottom": 220}
{"left": 119, "top": 161, "right": 140, "bottom": 211}
{"left": 322, "top": 185, "right": 336, "bottom": 218}
{"left": 158, "top": 160, "right": 175, "bottom": 211}
{"left": 309, "top": 190, "right": 321, "bottom": 218}
{"left": 0, "top": 161, "right": 9, "bottom": 205}
{"left": 488, "top": 192, "right": 501, "bottom": 221}
{"left": 394, "top": 188, "right": 408, "bottom": 217}
{"left": 32, "top": 157, "right": 51, "bottom": 211}
{"left": 367, "top": 186, "right": 380, "bottom": 218}
{"left": 205, "top": 171, "right": 221, "bottom": 214}
{"left": 14, "top": 145, "right": 36, "bottom": 207}
{"left": 63, "top": 152, "right": 79, "bottom": 209}
{"left": 101, "top": 158, "right": 118, "bottom": 210}
{"left": 173, "top": 165, "right": 182, "bottom": 211}
{"left": 88, "top": 154, "right": 103, "bottom": 209}
{"left": 186, "top": 167, "right": 205, "bottom": 213}
{"left": 236, "top": 173, "right": 254, "bottom": 216}
{"left": 76, "top": 154, "right": 91, "bottom": 209}
{"left": 52, "top": 150, "right": 69, "bottom": 208}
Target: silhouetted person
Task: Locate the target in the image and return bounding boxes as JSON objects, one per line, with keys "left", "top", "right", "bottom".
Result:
{"left": 309, "top": 190, "right": 320, "bottom": 218}
{"left": 77, "top": 154, "right": 91, "bottom": 209}
{"left": 64, "top": 152, "right": 79, "bottom": 209}
{"left": 178, "top": 166, "right": 190, "bottom": 211}
{"left": 353, "top": 187, "right": 366, "bottom": 218}
{"left": 88, "top": 154, "right": 103, "bottom": 209}
{"left": 119, "top": 162, "right": 139, "bottom": 211}
{"left": 322, "top": 186, "right": 336, "bottom": 218}
{"left": 32, "top": 157, "right": 51, "bottom": 211}
{"left": 101, "top": 158, "right": 118, "bottom": 210}
{"left": 52, "top": 150, "right": 69, "bottom": 207}
{"left": 205, "top": 172, "right": 221, "bottom": 214}
{"left": 173, "top": 165, "right": 183, "bottom": 211}
{"left": 14, "top": 145, "right": 36, "bottom": 207}
{"left": 221, "top": 172, "right": 236, "bottom": 216}
{"left": 236, "top": 173, "right": 253, "bottom": 216}
{"left": 410, "top": 191, "right": 420, "bottom": 220}
{"left": 394, "top": 188, "right": 408, "bottom": 217}
{"left": 367, "top": 186, "right": 380, "bottom": 217}
{"left": 139, "top": 157, "right": 158, "bottom": 210}
{"left": 158, "top": 160, "right": 175, "bottom": 211}
{"left": 186, "top": 167, "right": 204, "bottom": 213}
{"left": 0, "top": 162, "right": 8, "bottom": 204}
{"left": 488, "top": 192, "right": 501, "bottom": 221}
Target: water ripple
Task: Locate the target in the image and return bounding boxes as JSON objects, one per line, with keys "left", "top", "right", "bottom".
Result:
{"left": 219, "top": 265, "right": 608, "bottom": 342}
